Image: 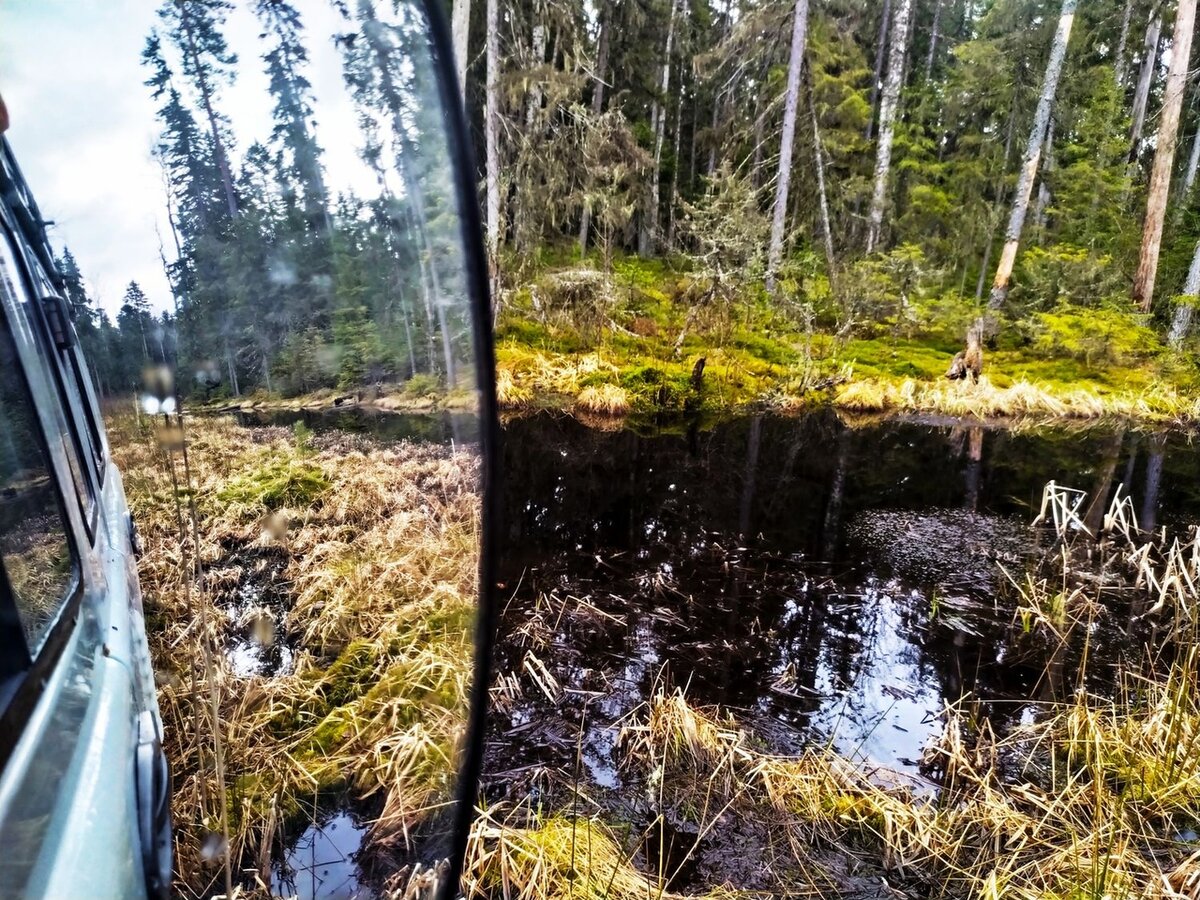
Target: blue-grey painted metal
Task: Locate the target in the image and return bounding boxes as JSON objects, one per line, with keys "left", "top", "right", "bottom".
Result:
{"left": 0, "top": 136, "right": 168, "bottom": 899}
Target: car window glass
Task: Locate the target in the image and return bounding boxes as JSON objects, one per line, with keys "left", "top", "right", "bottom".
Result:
{"left": 0, "top": 303, "right": 74, "bottom": 654}
{"left": 0, "top": 239, "right": 95, "bottom": 524}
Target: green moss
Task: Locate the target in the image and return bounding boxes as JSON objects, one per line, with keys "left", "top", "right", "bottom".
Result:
{"left": 839, "top": 337, "right": 955, "bottom": 380}
{"left": 215, "top": 454, "right": 330, "bottom": 510}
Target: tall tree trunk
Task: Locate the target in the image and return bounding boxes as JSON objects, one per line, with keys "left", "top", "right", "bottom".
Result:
{"left": 526, "top": 20, "right": 547, "bottom": 126}
{"left": 578, "top": 6, "right": 611, "bottom": 255}
{"left": 865, "top": 0, "right": 893, "bottom": 141}
{"left": 224, "top": 337, "right": 240, "bottom": 397}
{"left": 765, "top": 0, "right": 811, "bottom": 292}
{"left": 865, "top": 0, "right": 914, "bottom": 254}
{"left": 806, "top": 71, "right": 836, "bottom": 274}
{"left": 485, "top": 0, "right": 500, "bottom": 268}
{"left": 706, "top": 90, "right": 722, "bottom": 177}
{"left": 640, "top": 0, "right": 680, "bottom": 257}
{"left": 667, "top": 83, "right": 685, "bottom": 249}
{"left": 1114, "top": 0, "right": 1134, "bottom": 85}
{"left": 1168, "top": 236, "right": 1200, "bottom": 345}
{"left": 924, "top": 0, "right": 943, "bottom": 82}
{"left": 986, "top": 0, "right": 1076, "bottom": 314}
{"left": 1132, "top": 0, "right": 1197, "bottom": 311}
{"left": 1034, "top": 118, "right": 1055, "bottom": 235}
{"left": 451, "top": 0, "right": 470, "bottom": 99}
{"left": 1128, "top": 7, "right": 1162, "bottom": 164}
{"left": 1179, "top": 114, "right": 1200, "bottom": 204}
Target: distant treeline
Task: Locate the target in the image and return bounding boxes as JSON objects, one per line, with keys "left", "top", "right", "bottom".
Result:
{"left": 65, "top": 0, "right": 470, "bottom": 401}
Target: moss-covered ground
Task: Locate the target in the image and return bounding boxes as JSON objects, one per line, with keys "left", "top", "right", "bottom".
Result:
{"left": 494, "top": 252, "right": 1200, "bottom": 425}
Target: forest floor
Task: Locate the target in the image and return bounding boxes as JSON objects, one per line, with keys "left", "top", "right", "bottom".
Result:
{"left": 492, "top": 253, "right": 1200, "bottom": 427}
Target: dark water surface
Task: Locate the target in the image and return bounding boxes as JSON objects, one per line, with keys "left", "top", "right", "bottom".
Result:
{"left": 229, "top": 406, "right": 1200, "bottom": 895}
{"left": 488, "top": 411, "right": 1200, "bottom": 890}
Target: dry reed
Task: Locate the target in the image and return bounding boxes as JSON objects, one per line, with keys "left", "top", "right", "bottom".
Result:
{"left": 109, "top": 413, "right": 479, "bottom": 898}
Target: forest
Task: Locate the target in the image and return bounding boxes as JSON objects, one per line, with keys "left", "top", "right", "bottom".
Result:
{"left": 39, "top": 1, "right": 1200, "bottom": 897}
{"left": 62, "top": 0, "right": 473, "bottom": 405}
{"left": 58, "top": 0, "right": 1200, "bottom": 422}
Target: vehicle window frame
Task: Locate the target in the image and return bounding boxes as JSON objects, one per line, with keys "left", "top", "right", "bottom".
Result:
{"left": 0, "top": 280, "right": 85, "bottom": 774}
{"left": 66, "top": 341, "right": 108, "bottom": 483}
{"left": 0, "top": 221, "right": 100, "bottom": 541}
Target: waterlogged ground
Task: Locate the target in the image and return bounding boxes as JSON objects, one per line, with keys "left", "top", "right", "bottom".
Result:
{"left": 218, "top": 407, "right": 1200, "bottom": 896}
{"left": 488, "top": 411, "right": 1200, "bottom": 893}
{"left": 117, "top": 410, "right": 480, "bottom": 900}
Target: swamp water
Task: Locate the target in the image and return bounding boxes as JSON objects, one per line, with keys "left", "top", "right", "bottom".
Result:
{"left": 488, "top": 411, "right": 1200, "bottom": 893}
{"left": 220, "top": 408, "right": 1200, "bottom": 897}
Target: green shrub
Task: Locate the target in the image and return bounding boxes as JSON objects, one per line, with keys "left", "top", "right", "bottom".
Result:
{"left": 404, "top": 373, "right": 441, "bottom": 398}
{"left": 1022, "top": 303, "right": 1162, "bottom": 367}
{"left": 1010, "top": 244, "right": 1125, "bottom": 312}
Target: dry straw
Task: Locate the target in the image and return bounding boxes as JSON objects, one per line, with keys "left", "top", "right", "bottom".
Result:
{"left": 110, "top": 413, "right": 479, "bottom": 898}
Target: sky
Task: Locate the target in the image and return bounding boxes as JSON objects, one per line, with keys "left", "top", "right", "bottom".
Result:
{"left": 0, "top": 0, "right": 382, "bottom": 317}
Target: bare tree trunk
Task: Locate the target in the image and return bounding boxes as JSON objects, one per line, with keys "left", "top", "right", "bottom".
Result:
{"left": 451, "top": 0, "right": 471, "bottom": 99}
{"left": 1114, "top": 0, "right": 1136, "bottom": 84}
{"left": 706, "top": 90, "right": 722, "bottom": 177}
{"left": 640, "top": 0, "right": 680, "bottom": 257}
{"left": 667, "top": 84, "right": 685, "bottom": 249}
{"left": 1034, "top": 118, "right": 1055, "bottom": 235}
{"left": 1128, "top": 7, "right": 1162, "bottom": 164}
{"left": 865, "top": 0, "right": 893, "bottom": 141}
{"left": 806, "top": 72, "right": 835, "bottom": 273}
{"left": 987, "top": 0, "right": 1076, "bottom": 313}
{"left": 1114, "top": 0, "right": 1134, "bottom": 85}
{"left": 526, "top": 20, "right": 547, "bottom": 126}
{"left": 578, "top": 6, "right": 611, "bottom": 255}
{"left": 765, "top": 0, "right": 811, "bottom": 292}
{"left": 485, "top": 0, "right": 500, "bottom": 265}
{"left": 1182, "top": 123, "right": 1200, "bottom": 204}
{"left": 865, "top": 0, "right": 914, "bottom": 254}
{"left": 751, "top": 88, "right": 767, "bottom": 188}
{"left": 924, "top": 0, "right": 943, "bottom": 82}
{"left": 1133, "top": 0, "right": 1197, "bottom": 311}
{"left": 1168, "top": 237, "right": 1200, "bottom": 345}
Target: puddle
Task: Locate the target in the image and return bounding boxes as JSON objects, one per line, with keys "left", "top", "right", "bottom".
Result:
{"left": 271, "top": 811, "right": 376, "bottom": 900}
{"left": 213, "top": 556, "right": 298, "bottom": 678}
{"left": 490, "top": 411, "right": 1200, "bottom": 884}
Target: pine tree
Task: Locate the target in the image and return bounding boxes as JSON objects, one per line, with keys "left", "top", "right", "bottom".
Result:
{"left": 157, "top": 0, "right": 240, "bottom": 219}
{"left": 255, "top": 0, "right": 330, "bottom": 236}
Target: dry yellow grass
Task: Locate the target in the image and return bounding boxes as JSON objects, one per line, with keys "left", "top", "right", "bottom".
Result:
{"left": 830, "top": 375, "right": 1189, "bottom": 421}
{"left": 575, "top": 384, "right": 630, "bottom": 416}
{"left": 614, "top": 677, "right": 1200, "bottom": 900}
{"left": 495, "top": 350, "right": 629, "bottom": 418}
{"left": 110, "top": 414, "right": 479, "bottom": 898}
